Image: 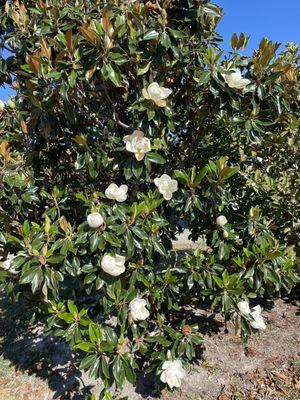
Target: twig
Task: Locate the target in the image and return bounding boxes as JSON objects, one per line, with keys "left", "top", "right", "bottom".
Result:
{"left": 102, "top": 78, "right": 131, "bottom": 130}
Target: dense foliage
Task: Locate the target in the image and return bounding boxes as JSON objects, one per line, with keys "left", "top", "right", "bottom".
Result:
{"left": 0, "top": 0, "right": 299, "bottom": 398}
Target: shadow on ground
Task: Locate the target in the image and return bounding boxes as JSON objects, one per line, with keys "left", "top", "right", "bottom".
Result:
{"left": 283, "top": 284, "right": 300, "bottom": 316}
{"left": 0, "top": 293, "right": 223, "bottom": 400}
{"left": 0, "top": 295, "right": 94, "bottom": 399}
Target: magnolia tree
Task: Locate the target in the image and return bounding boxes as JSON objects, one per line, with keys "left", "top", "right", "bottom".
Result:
{"left": 0, "top": 0, "right": 299, "bottom": 398}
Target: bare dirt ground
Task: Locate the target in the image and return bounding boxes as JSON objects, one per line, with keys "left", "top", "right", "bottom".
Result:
{"left": 0, "top": 287, "right": 299, "bottom": 400}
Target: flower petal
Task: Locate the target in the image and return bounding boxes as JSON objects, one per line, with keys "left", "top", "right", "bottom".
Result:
{"left": 155, "top": 99, "right": 167, "bottom": 107}
{"left": 159, "top": 87, "right": 172, "bottom": 99}
{"left": 135, "top": 151, "right": 145, "bottom": 161}
{"left": 142, "top": 88, "right": 150, "bottom": 99}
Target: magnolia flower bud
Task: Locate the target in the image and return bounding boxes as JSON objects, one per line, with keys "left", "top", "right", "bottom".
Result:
{"left": 160, "top": 359, "right": 185, "bottom": 388}
{"left": 222, "top": 69, "right": 251, "bottom": 90}
{"left": 0, "top": 100, "right": 5, "bottom": 111}
{"left": 8, "top": 97, "right": 15, "bottom": 109}
{"left": 103, "top": 34, "right": 113, "bottom": 50}
{"left": 105, "top": 183, "right": 128, "bottom": 202}
{"left": 123, "top": 130, "right": 151, "bottom": 161}
{"left": 142, "top": 82, "right": 172, "bottom": 107}
{"left": 154, "top": 174, "right": 178, "bottom": 200}
{"left": 101, "top": 254, "right": 125, "bottom": 276}
{"left": 129, "top": 298, "right": 150, "bottom": 321}
{"left": 216, "top": 215, "right": 228, "bottom": 227}
{"left": 87, "top": 212, "right": 104, "bottom": 228}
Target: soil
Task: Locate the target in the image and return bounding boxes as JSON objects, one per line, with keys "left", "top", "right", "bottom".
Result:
{"left": 0, "top": 288, "right": 299, "bottom": 400}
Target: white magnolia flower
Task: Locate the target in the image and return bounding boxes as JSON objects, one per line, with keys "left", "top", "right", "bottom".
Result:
{"left": 1, "top": 253, "right": 18, "bottom": 274}
{"left": 154, "top": 174, "right": 178, "bottom": 200}
{"left": 87, "top": 212, "right": 104, "bottom": 228}
{"left": 129, "top": 298, "right": 150, "bottom": 321}
{"left": 237, "top": 300, "right": 251, "bottom": 316}
{"left": 216, "top": 215, "right": 228, "bottom": 227}
{"left": 237, "top": 301, "right": 266, "bottom": 331}
{"left": 223, "top": 69, "right": 251, "bottom": 90}
{"left": 123, "top": 130, "right": 151, "bottom": 161}
{"left": 250, "top": 305, "right": 266, "bottom": 330}
{"left": 101, "top": 254, "right": 125, "bottom": 276}
{"left": 160, "top": 359, "right": 186, "bottom": 388}
{"left": 142, "top": 82, "right": 172, "bottom": 107}
{"left": 0, "top": 100, "right": 5, "bottom": 111}
{"left": 105, "top": 183, "right": 128, "bottom": 202}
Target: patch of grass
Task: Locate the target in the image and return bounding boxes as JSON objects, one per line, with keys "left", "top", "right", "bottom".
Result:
{"left": 0, "top": 354, "right": 13, "bottom": 379}
{"left": 200, "top": 360, "right": 221, "bottom": 374}
{"left": 291, "top": 359, "right": 300, "bottom": 373}
{"left": 0, "top": 355, "right": 16, "bottom": 400}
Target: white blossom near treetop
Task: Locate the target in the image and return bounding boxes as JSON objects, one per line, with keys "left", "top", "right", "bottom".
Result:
{"left": 123, "top": 130, "right": 151, "bottom": 161}
{"left": 154, "top": 174, "right": 178, "bottom": 200}
{"left": 0, "top": 100, "right": 4, "bottom": 111}
{"left": 105, "top": 183, "right": 128, "bottom": 202}
{"left": 237, "top": 301, "right": 266, "bottom": 331}
{"left": 101, "top": 254, "right": 126, "bottom": 276}
{"left": 222, "top": 69, "right": 251, "bottom": 89}
{"left": 160, "top": 351, "right": 186, "bottom": 389}
{"left": 87, "top": 212, "right": 104, "bottom": 229}
{"left": 216, "top": 215, "right": 228, "bottom": 227}
{"left": 129, "top": 298, "right": 150, "bottom": 321}
{"left": 142, "top": 82, "right": 172, "bottom": 107}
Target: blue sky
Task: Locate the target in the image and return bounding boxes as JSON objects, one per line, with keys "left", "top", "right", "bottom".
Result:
{"left": 0, "top": 1, "right": 299, "bottom": 101}
{"left": 218, "top": 0, "right": 300, "bottom": 53}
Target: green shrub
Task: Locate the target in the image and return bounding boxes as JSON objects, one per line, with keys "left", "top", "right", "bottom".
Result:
{"left": 0, "top": 0, "right": 299, "bottom": 397}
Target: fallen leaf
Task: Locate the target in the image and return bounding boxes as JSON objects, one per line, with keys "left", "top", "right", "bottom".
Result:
{"left": 294, "top": 380, "right": 300, "bottom": 391}
{"left": 273, "top": 371, "right": 290, "bottom": 385}
{"left": 245, "top": 346, "right": 257, "bottom": 357}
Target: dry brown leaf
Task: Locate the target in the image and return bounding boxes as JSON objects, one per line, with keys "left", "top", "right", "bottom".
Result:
{"left": 0, "top": 140, "right": 10, "bottom": 162}
{"left": 217, "top": 394, "right": 229, "bottom": 400}
{"left": 28, "top": 53, "right": 41, "bottom": 75}
{"left": 294, "top": 380, "right": 300, "bottom": 391}
{"left": 273, "top": 371, "right": 291, "bottom": 385}
{"left": 80, "top": 25, "right": 98, "bottom": 44}
{"left": 101, "top": 8, "right": 111, "bottom": 34}
{"left": 146, "top": 1, "right": 158, "bottom": 11}
{"left": 245, "top": 346, "right": 257, "bottom": 357}
{"left": 60, "top": 217, "right": 68, "bottom": 232}
{"left": 20, "top": 119, "right": 28, "bottom": 133}
{"left": 39, "top": 38, "right": 51, "bottom": 59}
{"left": 72, "top": 135, "right": 87, "bottom": 147}
{"left": 66, "top": 29, "right": 73, "bottom": 52}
